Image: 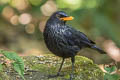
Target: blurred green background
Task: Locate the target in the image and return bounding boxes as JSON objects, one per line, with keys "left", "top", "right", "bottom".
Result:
{"left": 0, "top": 0, "right": 120, "bottom": 63}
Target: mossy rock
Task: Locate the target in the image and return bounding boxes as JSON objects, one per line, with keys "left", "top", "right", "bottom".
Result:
{"left": 0, "top": 54, "right": 104, "bottom": 80}
{"left": 23, "top": 55, "right": 104, "bottom": 80}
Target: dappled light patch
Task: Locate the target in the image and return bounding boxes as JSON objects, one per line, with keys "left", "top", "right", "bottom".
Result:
{"left": 10, "top": 15, "right": 19, "bottom": 25}
{"left": 41, "top": 0, "right": 57, "bottom": 16}
{"left": 2, "top": 6, "right": 15, "bottom": 20}
{"left": 25, "top": 24, "right": 35, "bottom": 34}
{"left": 19, "top": 13, "right": 32, "bottom": 25}
{"left": 103, "top": 40, "right": 120, "bottom": 62}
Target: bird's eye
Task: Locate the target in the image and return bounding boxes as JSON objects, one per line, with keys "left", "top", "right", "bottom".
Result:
{"left": 56, "top": 14, "right": 60, "bottom": 18}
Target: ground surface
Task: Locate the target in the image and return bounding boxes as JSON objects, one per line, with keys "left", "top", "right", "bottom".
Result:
{"left": 0, "top": 54, "right": 104, "bottom": 80}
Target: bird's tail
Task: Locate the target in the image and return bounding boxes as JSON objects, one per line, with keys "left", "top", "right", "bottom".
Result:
{"left": 91, "top": 45, "right": 106, "bottom": 54}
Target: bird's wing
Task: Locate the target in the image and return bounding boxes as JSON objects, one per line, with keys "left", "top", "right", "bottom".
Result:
{"left": 63, "top": 26, "right": 95, "bottom": 47}
{"left": 76, "top": 31, "right": 95, "bottom": 44}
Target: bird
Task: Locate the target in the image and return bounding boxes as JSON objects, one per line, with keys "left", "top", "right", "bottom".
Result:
{"left": 43, "top": 11, "right": 106, "bottom": 80}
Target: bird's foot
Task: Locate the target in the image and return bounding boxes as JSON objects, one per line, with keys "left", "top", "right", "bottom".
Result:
{"left": 48, "top": 75, "right": 58, "bottom": 78}
{"left": 48, "top": 73, "right": 64, "bottom": 78}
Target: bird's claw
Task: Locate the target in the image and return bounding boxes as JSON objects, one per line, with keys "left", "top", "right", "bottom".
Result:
{"left": 48, "top": 73, "right": 64, "bottom": 78}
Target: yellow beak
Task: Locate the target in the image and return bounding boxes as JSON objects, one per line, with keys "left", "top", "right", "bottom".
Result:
{"left": 60, "top": 16, "right": 74, "bottom": 21}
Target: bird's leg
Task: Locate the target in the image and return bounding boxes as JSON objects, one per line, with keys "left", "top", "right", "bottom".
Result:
{"left": 70, "top": 56, "right": 75, "bottom": 80}
{"left": 48, "top": 58, "right": 65, "bottom": 78}
{"left": 57, "top": 58, "right": 65, "bottom": 76}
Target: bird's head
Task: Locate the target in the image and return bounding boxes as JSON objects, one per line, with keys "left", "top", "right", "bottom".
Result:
{"left": 49, "top": 11, "right": 74, "bottom": 24}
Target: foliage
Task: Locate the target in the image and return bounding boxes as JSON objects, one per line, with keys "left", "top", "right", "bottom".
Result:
{"left": 0, "top": 0, "right": 119, "bottom": 51}
{"left": 0, "top": 50, "right": 25, "bottom": 80}
{"left": 104, "top": 66, "right": 120, "bottom": 80}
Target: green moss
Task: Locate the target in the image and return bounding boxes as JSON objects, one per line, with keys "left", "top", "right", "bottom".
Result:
{"left": 23, "top": 55, "right": 104, "bottom": 80}
{"left": 0, "top": 71, "right": 10, "bottom": 80}
{"left": 60, "top": 56, "right": 104, "bottom": 80}
{"left": 0, "top": 54, "right": 104, "bottom": 80}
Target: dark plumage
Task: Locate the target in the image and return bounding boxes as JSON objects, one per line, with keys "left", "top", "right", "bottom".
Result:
{"left": 43, "top": 11, "right": 105, "bottom": 79}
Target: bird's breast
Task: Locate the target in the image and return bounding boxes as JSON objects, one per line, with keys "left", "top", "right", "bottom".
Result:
{"left": 44, "top": 26, "right": 64, "bottom": 49}
{"left": 43, "top": 25, "right": 80, "bottom": 58}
